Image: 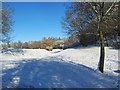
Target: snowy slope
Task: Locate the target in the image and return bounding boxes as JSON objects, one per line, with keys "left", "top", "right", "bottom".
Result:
{"left": 54, "top": 47, "right": 119, "bottom": 74}
{"left": 0, "top": 46, "right": 119, "bottom": 88}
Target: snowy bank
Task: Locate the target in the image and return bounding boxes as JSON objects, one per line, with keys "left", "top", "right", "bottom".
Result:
{"left": 0, "top": 46, "right": 119, "bottom": 88}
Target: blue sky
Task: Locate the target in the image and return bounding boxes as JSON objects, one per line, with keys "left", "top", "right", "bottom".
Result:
{"left": 6, "top": 2, "right": 69, "bottom": 42}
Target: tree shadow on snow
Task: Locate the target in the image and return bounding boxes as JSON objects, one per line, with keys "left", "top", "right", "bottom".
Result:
{"left": 114, "top": 70, "right": 120, "bottom": 73}
{"left": 2, "top": 57, "right": 118, "bottom": 88}
{"left": 1, "top": 49, "right": 24, "bottom": 55}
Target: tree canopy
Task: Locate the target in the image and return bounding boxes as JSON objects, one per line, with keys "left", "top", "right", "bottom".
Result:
{"left": 62, "top": 2, "right": 119, "bottom": 73}
{"left": 0, "top": 3, "right": 14, "bottom": 47}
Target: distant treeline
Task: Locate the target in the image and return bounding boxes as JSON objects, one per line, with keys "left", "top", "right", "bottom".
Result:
{"left": 1, "top": 35, "right": 119, "bottom": 50}
{"left": 1, "top": 37, "right": 65, "bottom": 49}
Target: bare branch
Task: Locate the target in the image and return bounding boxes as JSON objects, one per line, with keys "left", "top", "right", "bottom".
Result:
{"left": 104, "top": 0, "right": 116, "bottom": 16}
{"left": 90, "top": 3, "right": 98, "bottom": 14}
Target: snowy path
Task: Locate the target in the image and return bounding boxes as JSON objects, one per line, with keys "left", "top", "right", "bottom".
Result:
{"left": 0, "top": 47, "right": 119, "bottom": 88}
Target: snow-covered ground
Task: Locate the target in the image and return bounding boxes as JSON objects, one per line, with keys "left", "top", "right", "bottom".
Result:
{"left": 0, "top": 46, "right": 119, "bottom": 88}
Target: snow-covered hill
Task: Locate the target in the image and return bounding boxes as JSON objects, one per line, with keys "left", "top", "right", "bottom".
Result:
{"left": 0, "top": 46, "right": 119, "bottom": 88}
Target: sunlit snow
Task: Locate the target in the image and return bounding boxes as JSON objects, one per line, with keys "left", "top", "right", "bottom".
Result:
{"left": 0, "top": 46, "right": 119, "bottom": 88}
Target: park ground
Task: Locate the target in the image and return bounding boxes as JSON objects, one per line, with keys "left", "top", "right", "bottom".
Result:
{"left": 0, "top": 46, "right": 119, "bottom": 88}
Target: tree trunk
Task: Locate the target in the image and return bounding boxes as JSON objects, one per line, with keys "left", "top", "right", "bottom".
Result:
{"left": 98, "top": 2, "right": 105, "bottom": 73}
{"left": 98, "top": 30, "right": 105, "bottom": 73}
{"left": 7, "top": 42, "right": 10, "bottom": 48}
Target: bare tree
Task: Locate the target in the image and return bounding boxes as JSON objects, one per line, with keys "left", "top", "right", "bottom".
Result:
{"left": 92, "top": 1, "right": 118, "bottom": 73}
{"left": 0, "top": 3, "right": 14, "bottom": 48}
{"left": 62, "top": 1, "right": 118, "bottom": 73}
